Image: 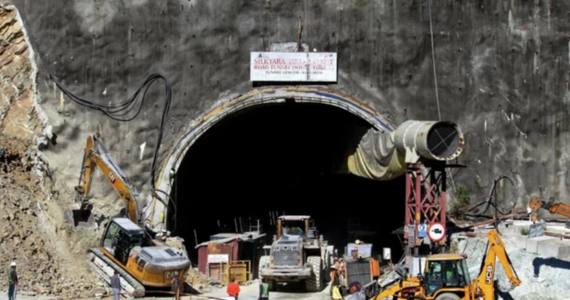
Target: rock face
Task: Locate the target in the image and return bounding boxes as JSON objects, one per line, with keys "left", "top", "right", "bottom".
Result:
{"left": 0, "top": 6, "right": 45, "bottom": 141}
{"left": 4, "top": 0, "right": 568, "bottom": 207}
{"left": 1, "top": 1, "right": 570, "bottom": 297}
{"left": 0, "top": 135, "right": 104, "bottom": 296}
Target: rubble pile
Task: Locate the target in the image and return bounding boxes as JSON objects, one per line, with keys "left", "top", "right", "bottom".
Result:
{"left": 457, "top": 228, "right": 570, "bottom": 300}
{"left": 185, "top": 267, "right": 210, "bottom": 291}
{"left": 0, "top": 136, "right": 104, "bottom": 297}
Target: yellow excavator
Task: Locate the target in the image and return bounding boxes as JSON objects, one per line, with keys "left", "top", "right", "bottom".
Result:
{"left": 370, "top": 230, "right": 521, "bottom": 300}
{"left": 528, "top": 195, "right": 570, "bottom": 225}
{"left": 64, "top": 134, "right": 190, "bottom": 297}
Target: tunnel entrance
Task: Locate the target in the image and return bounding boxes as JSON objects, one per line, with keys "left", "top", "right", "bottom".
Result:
{"left": 168, "top": 101, "right": 406, "bottom": 265}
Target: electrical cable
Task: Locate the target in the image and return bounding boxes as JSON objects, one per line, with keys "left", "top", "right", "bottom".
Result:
{"left": 17, "top": 8, "right": 176, "bottom": 230}
{"left": 153, "top": 189, "right": 177, "bottom": 233}
{"left": 427, "top": 0, "right": 441, "bottom": 121}
{"left": 463, "top": 176, "right": 517, "bottom": 218}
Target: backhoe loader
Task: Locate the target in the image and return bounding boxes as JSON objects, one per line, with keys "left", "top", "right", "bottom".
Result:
{"left": 370, "top": 230, "right": 520, "bottom": 300}
{"left": 64, "top": 134, "right": 190, "bottom": 297}
{"left": 529, "top": 196, "right": 570, "bottom": 227}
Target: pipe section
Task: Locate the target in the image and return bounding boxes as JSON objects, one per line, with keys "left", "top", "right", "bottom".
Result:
{"left": 394, "top": 120, "right": 464, "bottom": 162}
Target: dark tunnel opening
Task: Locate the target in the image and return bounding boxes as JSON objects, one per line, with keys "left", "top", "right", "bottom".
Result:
{"left": 168, "top": 102, "right": 406, "bottom": 268}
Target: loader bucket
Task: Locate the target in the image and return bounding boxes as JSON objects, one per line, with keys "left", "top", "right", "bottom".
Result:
{"left": 64, "top": 203, "right": 96, "bottom": 228}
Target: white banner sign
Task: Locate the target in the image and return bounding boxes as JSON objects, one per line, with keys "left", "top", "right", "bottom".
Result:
{"left": 208, "top": 254, "right": 229, "bottom": 263}
{"left": 250, "top": 52, "right": 337, "bottom": 82}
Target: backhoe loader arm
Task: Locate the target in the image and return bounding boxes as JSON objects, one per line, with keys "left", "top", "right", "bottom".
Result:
{"left": 475, "top": 230, "right": 521, "bottom": 300}
{"left": 371, "top": 278, "right": 421, "bottom": 300}
{"left": 529, "top": 196, "right": 570, "bottom": 222}
{"left": 75, "top": 135, "right": 140, "bottom": 225}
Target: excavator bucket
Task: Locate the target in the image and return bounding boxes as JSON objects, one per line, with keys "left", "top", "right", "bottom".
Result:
{"left": 64, "top": 203, "right": 96, "bottom": 228}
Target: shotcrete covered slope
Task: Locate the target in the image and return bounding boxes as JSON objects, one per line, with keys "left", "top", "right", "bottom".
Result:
{"left": 7, "top": 0, "right": 569, "bottom": 207}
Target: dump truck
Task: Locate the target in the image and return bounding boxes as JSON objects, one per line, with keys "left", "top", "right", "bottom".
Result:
{"left": 258, "top": 215, "right": 335, "bottom": 292}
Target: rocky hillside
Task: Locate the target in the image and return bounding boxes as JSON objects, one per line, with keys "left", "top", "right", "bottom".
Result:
{"left": 0, "top": 135, "right": 105, "bottom": 297}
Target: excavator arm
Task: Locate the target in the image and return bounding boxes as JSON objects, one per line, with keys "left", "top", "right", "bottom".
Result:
{"left": 474, "top": 230, "right": 521, "bottom": 300}
{"left": 64, "top": 134, "right": 141, "bottom": 227}
{"left": 529, "top": 196, "right": 570, "bottom": 222}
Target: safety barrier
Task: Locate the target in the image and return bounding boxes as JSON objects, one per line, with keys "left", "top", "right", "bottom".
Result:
{"left": 224, "top": 260, "right": 251, "bottom": 284}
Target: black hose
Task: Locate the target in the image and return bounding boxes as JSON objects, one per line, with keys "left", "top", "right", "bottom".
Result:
{"left": 463, "top": 176, "right": 516, "bottom": 217}
{"left": 18, "top": 8, "right": 175, "bottom": 231}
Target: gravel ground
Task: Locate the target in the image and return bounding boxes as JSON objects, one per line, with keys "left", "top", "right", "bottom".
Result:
{"left": 459, "top": 228, "right": 570, "bottom": 300}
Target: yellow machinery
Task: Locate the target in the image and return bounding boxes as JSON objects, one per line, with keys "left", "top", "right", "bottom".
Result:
{"left": 529, "top": 195, "right": 570, "bottom": 223}
{"left": 64, "top": 134, "right": 190, "bottom": 297}
{"left": 371, "top": 230, "right": 520, "bottom": 300}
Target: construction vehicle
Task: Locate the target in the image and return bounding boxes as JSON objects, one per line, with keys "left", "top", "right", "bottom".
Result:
{"left": 340, "top": 241, "right": 381, "bottom": 297}
{"left": 369, "top": 229, "right": 520, "bottom": 300}
{"left": 529, "top": 196, "right": 570, "bottom": 227}
{"left": 258, "top": 215, "right": 335, "bottom": 292}
{"left": 63, "top": 134, "right": 191, "bottom": 297}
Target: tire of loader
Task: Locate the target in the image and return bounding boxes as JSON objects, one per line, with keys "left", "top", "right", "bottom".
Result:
{"left": 435, "top": 292, "right": 462, "bottom": 300}
{"left": 259, "top": 256, "right": 270, "bottom": 280}
{"left": 268, "top": 279, "right": 277, "bottom": 291}
{"left": 259, "top": 256, "right": 277, "bottom": 291}
{"left": 305, "top": 256, "right": 323, "bottom": 292}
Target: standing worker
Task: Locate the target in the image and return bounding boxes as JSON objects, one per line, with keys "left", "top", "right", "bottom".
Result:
{"left": 227, "top": 277, "right": 240, "bottom": 300}
{"left": 330, "top": 266, "right": 343, "bottom": 300}
{"left": 8, "top": 261, "right": 18, "bottom": 300}
{"left": 171, "top": 271, "right": 182, "bottom": 300}
{"left": 258, "top": 278, "right": 269, "bottom": 300}
{"left": 111, "top": 270, "right": 121, "bottom": 300}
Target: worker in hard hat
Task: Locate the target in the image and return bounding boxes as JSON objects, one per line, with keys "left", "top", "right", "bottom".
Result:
{"left": 8, "top": 261, "right": 18, "bottom": 300}
{"left": 337, "top": 258, "right": 345, "bottom": 286}
{"left": 330, "top": 266, "right": 343, "bottom": 300}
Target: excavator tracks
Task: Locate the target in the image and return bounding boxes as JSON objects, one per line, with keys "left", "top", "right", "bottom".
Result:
{"left": 87, "top": 248, "right": 146, "bottom": 298}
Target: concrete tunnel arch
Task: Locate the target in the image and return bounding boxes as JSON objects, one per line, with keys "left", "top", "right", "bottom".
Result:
{"left": 144, "top": 86, "right": 397, "bottom": 232}
{"left": 143, "top": 86, "right": 464, "bottom": 233}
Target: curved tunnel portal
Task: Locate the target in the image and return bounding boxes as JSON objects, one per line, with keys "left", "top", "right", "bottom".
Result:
{"left": 157, "top": 88, "right": 408, "bottom": 264}
{"left": 151, "top": 87, "right": 464, "bottom": 267}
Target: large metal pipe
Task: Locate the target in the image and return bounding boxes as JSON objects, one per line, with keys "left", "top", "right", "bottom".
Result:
{"left": 394, "top": 120, "right": 464, "bottom": 162}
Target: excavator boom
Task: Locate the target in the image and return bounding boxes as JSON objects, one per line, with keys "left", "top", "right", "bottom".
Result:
{"left": 529, "top": 196, "right": 570, "bottom": 222}
{"left": 64, "top": 134, "right": 141, "bottom": 227}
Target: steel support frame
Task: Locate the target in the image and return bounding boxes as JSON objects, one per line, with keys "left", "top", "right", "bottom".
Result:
{"left": 403, "top": 163, "right": 447, "bottom": 267}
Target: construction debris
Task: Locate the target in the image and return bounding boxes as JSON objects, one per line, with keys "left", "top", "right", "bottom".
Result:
{"left": 0, "top": 136, "right": 105, "bottom": 297}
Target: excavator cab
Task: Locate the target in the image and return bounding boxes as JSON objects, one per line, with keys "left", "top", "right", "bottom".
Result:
{"left": 102, "top": 218, "right": 144, "bottom": 265}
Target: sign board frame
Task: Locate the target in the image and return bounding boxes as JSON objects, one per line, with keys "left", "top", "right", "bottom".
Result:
{"left": 382, "top": 248, "right": 391, "bottom": 261}
{"left": 428, "top": 222, "right": 445, "bottom": 242}
{"left": 208, "top": 254, "right": 229, "bottom": 263}
{"left": 418, "top": 223, "right": 428, "bottom": 238}
{"left": 407, "top": 225, "right": 416, "bottom": 245}
{"left": 250, "top": 52, "right": 337, "bottom": 82}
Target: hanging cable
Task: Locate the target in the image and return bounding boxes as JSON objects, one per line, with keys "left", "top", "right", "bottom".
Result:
{"left": 427, "top": 0, "right": 441, "bottom": 121}
{"left": 17, "top": 8, "right": 175, "bottom": 229}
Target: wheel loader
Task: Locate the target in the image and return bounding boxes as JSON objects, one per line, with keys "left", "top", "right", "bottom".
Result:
{"left": 258, "top": 215, "right": 335, "bottom": 292}
{"left": 64, "top": 134, "right": 190, "bottom": 297}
